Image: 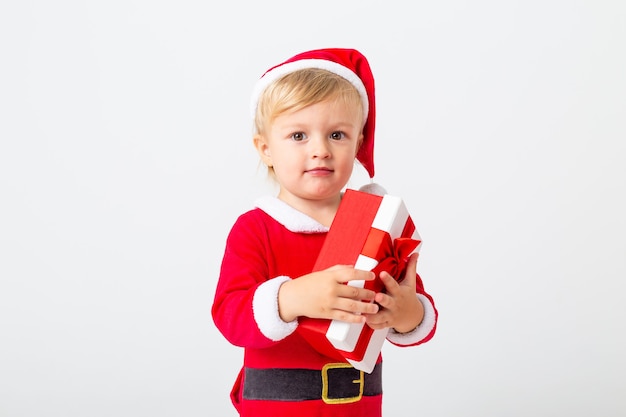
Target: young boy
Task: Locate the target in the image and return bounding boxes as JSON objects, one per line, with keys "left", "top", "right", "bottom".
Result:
{"left": 212, "top": 48, "right": 438, "bottom": 417}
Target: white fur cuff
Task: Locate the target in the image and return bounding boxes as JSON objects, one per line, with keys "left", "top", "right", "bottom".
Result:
{"left": 252, "top": 276, "right": 298, "bottom": 341}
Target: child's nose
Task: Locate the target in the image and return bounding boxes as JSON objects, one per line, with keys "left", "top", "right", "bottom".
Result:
{"left": 310, "top": 136, "right": 331, "bottom": 158}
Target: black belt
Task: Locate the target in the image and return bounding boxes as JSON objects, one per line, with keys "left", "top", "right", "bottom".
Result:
{"left": 243, "top": 362, "right": 382, "bottom": 404}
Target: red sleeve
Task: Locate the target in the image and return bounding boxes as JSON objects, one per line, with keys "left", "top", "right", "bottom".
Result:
{"left": 211, "top": 212, "right": 280, "bottom": 349}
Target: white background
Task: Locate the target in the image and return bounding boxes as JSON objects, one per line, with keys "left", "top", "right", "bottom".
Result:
{"left": 1, "top": 1, "right": 625, "bottom": 416}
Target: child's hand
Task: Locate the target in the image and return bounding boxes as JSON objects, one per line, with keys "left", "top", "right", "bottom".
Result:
{"left": 278, "top": 266, "right": 379, "bottom": 323}
{"left": 365, "top": 253, "right": 424, "bottom": 333}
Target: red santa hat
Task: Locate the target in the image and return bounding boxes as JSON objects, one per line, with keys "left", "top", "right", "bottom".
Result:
{"left": 250, "top": 48, "right": 377, "bottom": 179}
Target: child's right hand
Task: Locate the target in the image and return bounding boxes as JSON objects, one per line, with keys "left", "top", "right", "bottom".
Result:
{"left": 277, "top": 266, "right": 379, "bottom": 323}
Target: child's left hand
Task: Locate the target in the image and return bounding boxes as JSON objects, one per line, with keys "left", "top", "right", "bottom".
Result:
{"left": 364, "top": 253, "right": 424, "bottom": 333}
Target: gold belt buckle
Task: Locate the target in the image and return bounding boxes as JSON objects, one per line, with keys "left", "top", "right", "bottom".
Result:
{"left": 321, "top": 363, "right": 364, "bottom": 404}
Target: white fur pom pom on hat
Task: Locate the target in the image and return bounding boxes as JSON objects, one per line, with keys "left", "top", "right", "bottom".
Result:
{"left": 358, "top": 182, "right": 387, "bottom": 196}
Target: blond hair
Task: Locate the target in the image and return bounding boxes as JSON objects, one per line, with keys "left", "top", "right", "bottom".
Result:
{"left": 254, "top": 68, "right": 365, "bottom": 136}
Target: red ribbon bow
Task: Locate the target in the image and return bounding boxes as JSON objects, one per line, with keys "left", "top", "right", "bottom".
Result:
{"left": 361, "top": 228, "right": 421, "bottom": 292}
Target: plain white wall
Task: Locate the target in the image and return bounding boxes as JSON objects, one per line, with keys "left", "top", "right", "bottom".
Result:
{"left": 1, "top": 1, "right": 625, "bottom": 416}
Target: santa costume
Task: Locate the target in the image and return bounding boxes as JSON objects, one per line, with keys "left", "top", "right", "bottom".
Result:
{"left": 211, "top": 48, "right": 438, "bottom": 417}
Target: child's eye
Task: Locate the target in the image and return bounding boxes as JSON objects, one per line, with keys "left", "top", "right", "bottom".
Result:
{"left": 291, "top": 132, "right": 306, "bottom": 141}
{"left": 330, "top": 131, "right": 345, "bottom": 140}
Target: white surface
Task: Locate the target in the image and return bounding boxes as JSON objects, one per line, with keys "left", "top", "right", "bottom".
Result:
{"left": 1, "top": 1, "right": 625, "bottom": 416}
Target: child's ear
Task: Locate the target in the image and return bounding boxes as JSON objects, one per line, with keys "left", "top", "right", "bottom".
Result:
{"left": 253, "top": 134, "right": 272, "bottom": 166}
{"left": 356, "top": 132, "right": 365, "bottom": 152}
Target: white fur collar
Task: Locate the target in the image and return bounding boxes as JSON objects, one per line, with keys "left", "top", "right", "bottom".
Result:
{"left": 253, "top": 184, "right": 387, "bottom": 234}
{"left": 254, "top": 196, "right": 329, "bottom": 233}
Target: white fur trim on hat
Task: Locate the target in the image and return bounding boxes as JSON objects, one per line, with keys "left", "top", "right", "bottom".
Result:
{"left": 250, "top": 58, "right": 369, "bottom": 121}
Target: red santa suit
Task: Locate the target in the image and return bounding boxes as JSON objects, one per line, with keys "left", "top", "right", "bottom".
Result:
{"left": 212, "top": 194, "right": 438, "bottom": 417}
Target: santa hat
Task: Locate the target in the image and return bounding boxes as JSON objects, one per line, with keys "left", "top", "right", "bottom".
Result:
{"left": 250, "top": 48, "right": 377, "bottom": 179}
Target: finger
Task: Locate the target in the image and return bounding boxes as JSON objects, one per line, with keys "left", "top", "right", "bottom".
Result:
{"left": 327, "top": 264, "right": 356, "bottom": 270}
{"left": 339, "top": 283, "right": 376, "bottom": 302}
{"left": 365, "top": 312, "right": 390, "bottom": 329}
{"left": 357, "top": 269, "right": 377, "bottom": 280}
{"left": 373, "top": 291, "right": 392, "bottom": 309}
{"left": 335, "top": 268, "right": 376, "bottom": 284}
{"left": 365, "top": 320, "right": 387, "bottom": 330}
{"left": 336, "top": 298, "right": 379, "bottom": 316}
{"left": 377, "top": 271, "right": 400, "bottom": 295}
{"left": 399, "top": 253, "right": 418, "bottom": 289}
{"left": 331, "top": 310, "right": 368, "bottom": 324}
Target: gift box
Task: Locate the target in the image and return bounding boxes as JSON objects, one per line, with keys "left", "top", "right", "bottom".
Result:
{"left": 298, "top": 189, "right": 421, "bottom": 373}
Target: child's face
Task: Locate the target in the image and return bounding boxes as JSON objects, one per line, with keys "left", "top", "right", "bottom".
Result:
{"left": 255, "top": 98, "right": 363, "bottom": 208}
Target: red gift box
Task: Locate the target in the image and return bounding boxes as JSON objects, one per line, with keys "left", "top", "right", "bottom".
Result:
{"left": 298, "top": 189, "right": 421, "bottom": 373}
